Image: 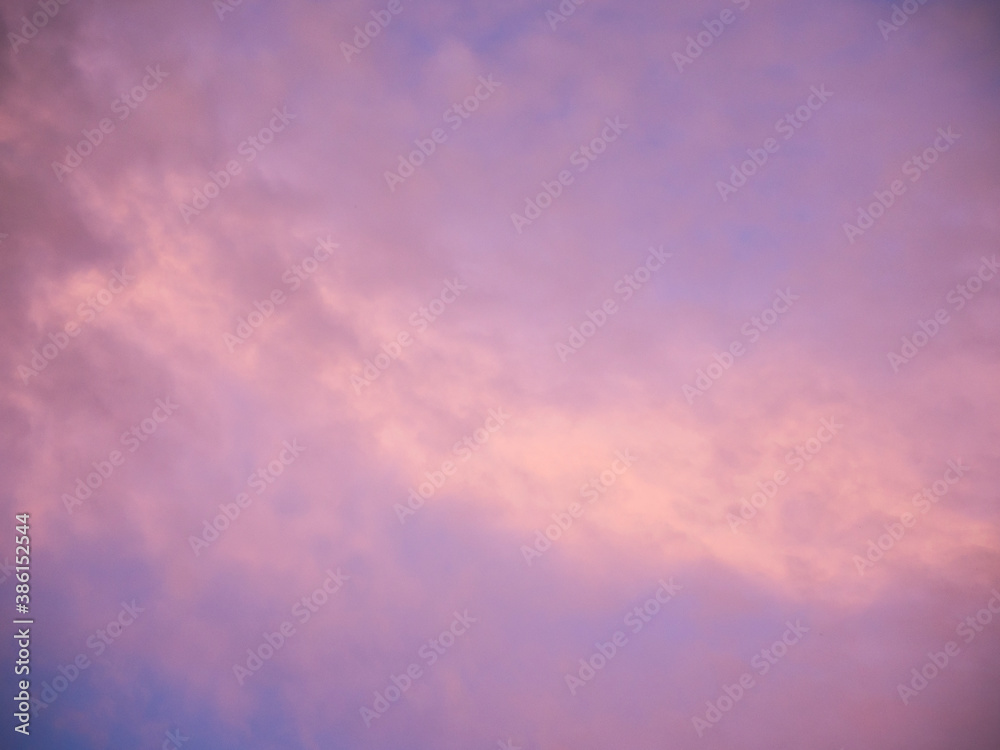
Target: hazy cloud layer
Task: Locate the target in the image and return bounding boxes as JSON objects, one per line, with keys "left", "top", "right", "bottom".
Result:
{"left": 1, "top": 0, "right": 999, "bottom": 748}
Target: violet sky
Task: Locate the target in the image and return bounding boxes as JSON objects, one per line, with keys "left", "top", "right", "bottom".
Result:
{"left": 1, "top": 0, "right": 999, "bottom": 748}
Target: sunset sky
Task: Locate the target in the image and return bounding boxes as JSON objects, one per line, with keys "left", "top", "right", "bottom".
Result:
{"left": 1, "top": 0, "right": 999, "bottom": 748}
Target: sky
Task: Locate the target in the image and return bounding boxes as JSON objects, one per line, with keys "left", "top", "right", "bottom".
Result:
{"left": 1, "top": 0, "right": 999, "bottom": 748}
